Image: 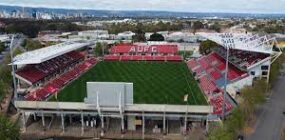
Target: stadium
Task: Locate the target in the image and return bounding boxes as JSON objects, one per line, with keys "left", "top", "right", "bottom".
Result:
{"left": 13, "top": 33, "right": 281, "bottom": 138}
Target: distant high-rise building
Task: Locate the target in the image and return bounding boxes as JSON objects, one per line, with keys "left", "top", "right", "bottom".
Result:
{"left": 22, "top": 6, "right": 26, "bottom": 18}
{"left": 32, "top": 9, "right": 37, "bottom": 19}
{"left": 11, "top": 10, "right": 17, "bottom": 18}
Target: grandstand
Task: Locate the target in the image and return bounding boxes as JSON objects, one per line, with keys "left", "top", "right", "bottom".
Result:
{"left": 187, "top": 52, "right": 246, "bottom": 114}
{"left": 214, "top": 47, "right": 270, "bottom": 70}
{"left": 188, "top": 32, "right": 282, "bottom": 115}
{"left": 104, "top": 44, "right": 183, "bottom": 61}
{"left": 16, "top": 51, "right": 85, "bottom": 85}
{"left": 13, "top": 41, "right": 94, "bottom": 100}
{"left": 24, "top": 58, "right": 97, "bottom": 101}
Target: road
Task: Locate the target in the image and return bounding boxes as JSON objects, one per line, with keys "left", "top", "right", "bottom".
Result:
{"left": 248, "top": 66, "right": 285, "bottom": 140}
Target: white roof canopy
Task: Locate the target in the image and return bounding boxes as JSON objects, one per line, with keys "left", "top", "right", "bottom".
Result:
{"left": 197, "top": 32, "right": 276, "bottom": 54}
{"left": 12, "top": 41, "right": 91, "bottom": 65}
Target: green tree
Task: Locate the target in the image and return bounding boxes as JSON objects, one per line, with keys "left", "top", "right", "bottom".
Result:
{"left": 199, "top": 39, "right": 219, "bottom": 55}
{"left": 94, "top": 42, "right": 103, "bottom": 56}
{"left": 0, "top": 80, "right": 7, "bottom": 101}
{"left": 269, "top": 53, "right": 285, "bottom": 86}
{"left": 0, "top": 41, "right": 5, "bottom": 53}
{"left": 209, "top": 23, "right": 222, "bottom": 33}
{"left": 192, "top": 21, "right": 204, "bottom": 33}
{"left": 4, "top": 20, "right": 88, "bottom": 38}
{"left": 0, "top": 47, "right": 23, "bottom": 103}
{"left": 132, "top": 23, "right": 146, "bottom": 42}
{"left": 148, "top": 33, "right": 165, "bottom": 41}
{"left": 24, "top": 39, "right": 43, "bottom": 51}
{"left": 105, "top": 21, "right": 183, "bottom": 35}
{"left": 179, "top": 50, "right": 193, "bottom": 59}
{"left": 240, "top": 79, "right": 267, "bottom": 121}
{"left": 5, "top": 23, "right": 40, "bottom": 38}
{"left": 0, "top": 114, "right": 20, "bottom": 140}
{"left": 208, "top": 126, "right": 234, "bottom": 140}
{"left": 225, "top": 108, "right": 245, "bottom": 136}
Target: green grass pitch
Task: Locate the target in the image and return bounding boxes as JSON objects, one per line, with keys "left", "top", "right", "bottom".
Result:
{"left": 51, "top": 61, "right": 207, "bottom": 105}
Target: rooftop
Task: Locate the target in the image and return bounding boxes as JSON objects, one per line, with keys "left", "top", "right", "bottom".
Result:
{"left": 12, "top": 41, "right": 91, "bottom": 65}
{"left": 197, "top": 32, "right": 276, "bottom": 54}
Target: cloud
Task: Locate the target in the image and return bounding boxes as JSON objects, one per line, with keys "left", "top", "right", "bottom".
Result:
{"left": 0, "top": 0, "right": 284, "bottom": 13}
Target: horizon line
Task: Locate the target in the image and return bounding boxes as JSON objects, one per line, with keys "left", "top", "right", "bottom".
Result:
{"left": 1, "top": 4, "right": 285, "bottom": 15}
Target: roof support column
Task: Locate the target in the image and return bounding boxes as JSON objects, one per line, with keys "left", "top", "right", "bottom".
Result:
{"left": 163, "top": 113, "right": 166, "bottom": 135}
{"left": 167, "top": 117, "right": 169, "bottom": 134}
{"left": 267, "top": 60, "right": 271, "bottom": 83}
{"left": 69, "top": 114, "right": 72, "bottom": 124}
{"left": 21, "top": 111, "right": 26, "bottom": 132}
{"left": 206, "top": 117, "right": 209, "bottom": 133}
{"left": 142, "top": 112, "right": 145, "bottom": 139}
{"left": 121, "top": 115, "right": 125, "bottom": 133}
{"left": 17, "top": 78, "right": 21, "bottom": 90}
{"left": 81, "top": 112, "right": 84, "bottom": 135}
{"left": 100, "top": 115, "right": 104, "bottom": 137}
{"left": 184, "top": 116, "right": 187, "bottom": 135}
{"left": 61, "top": 113, "right": 65, "bottom": 133}
{"left": 41, "top": 111, "right": 45, "bottom": 131}
{"left": 33, "top": 112, "right": 36, "bottom": 121}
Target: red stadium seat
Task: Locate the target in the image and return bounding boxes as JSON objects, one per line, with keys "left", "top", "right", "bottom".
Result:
{"left": 16, "top": 51, "right": 85, "bottom": 84}
{"left": 24, "top": 57, "right": 98, "bottom": 101}
{"left": 199, "top": 75, "right": 218, "bottom": 95}
{"left": 104, "top": 55, "right": 120, "bottom": 61}
{"left": 132, "top": 55, "right": 143, "bottom": 61}
{"left": 106, "top": 44, "right": 182, "bottom": 62}
{"left": 198, "top": 57, "right": 210, "bottom": 69}
{"left": 210, "top": 95, "right": 233, "bottom": 115}
{"left": 187, "top": 59, "right": 198, "bottom": 70}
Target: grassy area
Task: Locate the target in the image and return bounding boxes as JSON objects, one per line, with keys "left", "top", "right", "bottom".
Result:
{"left": 51, "top": 61, "right": 207, "bottom": 105}
{"left": 179, "top": 50, "right": 193, "bottom": 58}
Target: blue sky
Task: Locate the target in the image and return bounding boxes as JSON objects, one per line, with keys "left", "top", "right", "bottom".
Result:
{"left": 0, "top": 0, "right": 285, "bottom": 14}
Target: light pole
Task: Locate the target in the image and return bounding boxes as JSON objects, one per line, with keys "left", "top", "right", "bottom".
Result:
{"left": 222, "top": 45, "right": 229, "bottom": 120}
{"left": 9, "top": 35, "right": 17, "bottom": 101}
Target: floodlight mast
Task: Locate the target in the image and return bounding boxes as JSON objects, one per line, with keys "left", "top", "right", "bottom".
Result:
{"left": 222, "top": 43, "right": 229, "bottom": 120}
{"left": 9, "top": 35, "right": 17, "bottom": 101}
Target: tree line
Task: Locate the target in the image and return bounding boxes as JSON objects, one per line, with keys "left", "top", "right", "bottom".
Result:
{"left": 0, "top": 42, "right": 6, "bottom": 54}
{"left": 105, "top": 21, "right": 184, "bottom": 35}
{"left": 245, "top": 20, "right": 285, "bottom": 34}
{"left": 1, "top": 19, "right": 93, "bottom": 38}
{"left": 0, "top": 47, "right": 23, "bottom": 101}
{"left": 22, "top": 39, "right": 43, "bottom": 51}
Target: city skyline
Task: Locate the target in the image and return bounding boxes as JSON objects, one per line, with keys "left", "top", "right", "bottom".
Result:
{"left": 0, "top": 0, "right": 285, "bottom": 14}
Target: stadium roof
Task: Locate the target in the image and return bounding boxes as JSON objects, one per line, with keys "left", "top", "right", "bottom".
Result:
{"left": 197, "top": 32, "right": 276, "bottom": 54}
{"left": 12, "top": 41, "right": 91, "bottom": 65}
